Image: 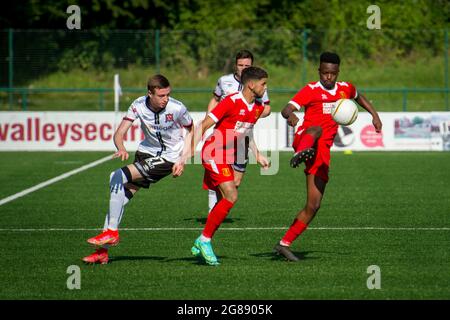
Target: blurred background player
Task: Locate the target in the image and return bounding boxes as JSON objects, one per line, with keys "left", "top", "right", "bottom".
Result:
{"left": 274, "top": 52, "right": 383, "bottom": 261}
{"left": 191, "top": 66, "right": 270, "bottom": 265}
{"left": 82, "top": 74, "right": 193, "bottom": 264}
{"left": 205, "top": 49, "right": 271, "bottom": 214}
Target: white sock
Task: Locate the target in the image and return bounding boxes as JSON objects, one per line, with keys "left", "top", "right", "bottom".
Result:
{"left": 106, "top": 169, "right": 129, "bottom": 230}
{"left": 208, "top": 189, "right": 218, "bottom": 213}
{"left": 200, "top": 235, "right": 211, "bottom": 242}
{"left": 103, "top": 197, "right": 130, "bottom": 231}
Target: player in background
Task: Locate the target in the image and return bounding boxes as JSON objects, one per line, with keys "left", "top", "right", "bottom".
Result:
{"left": 206, "top": 50, "right": 271, "bottom": 214}
{"left": 192, "top": 66, "right": 270, "bottom": 265}
{"left": 274, "top": 52, "right": 383, "bottom": 261}
{"left": 82, "top": 74, "right": 193, "bottom": 264}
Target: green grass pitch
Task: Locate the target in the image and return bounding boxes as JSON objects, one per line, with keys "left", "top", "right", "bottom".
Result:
{"left": 0, "top": 151, "right": 449, "bottom": 299}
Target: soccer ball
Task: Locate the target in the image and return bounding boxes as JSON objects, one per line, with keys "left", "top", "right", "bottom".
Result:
{"left": 331, "top": 99, "right": 358, "bottom": 126}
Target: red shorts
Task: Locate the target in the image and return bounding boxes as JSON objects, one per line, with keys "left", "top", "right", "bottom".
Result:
{"left": 202, "top": 159, "right": 235, "bottom": 190}
{"left": 293, "top": 127, "right": 334, "bottom": 182}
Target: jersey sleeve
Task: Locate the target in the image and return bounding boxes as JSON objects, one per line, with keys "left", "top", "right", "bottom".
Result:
{"left": 348, "top": 82, "right": 358, "bottom": 99}
{"left": 213, "top": 77, "right": 223, "bottom": 98}
{"left": 124, "top": 103, "right": 138, "bottom": 122}
{"left": 208, "top": 97, "right": 231, "bottom": 123}
{"left": 262, "top": 89, "right": 270, "bottom": 105}
{"left": 289, "top": 86, "right": 312, "bottom": 110}
{"left": 178, "top": 105, "right": 193, "bottom": 127}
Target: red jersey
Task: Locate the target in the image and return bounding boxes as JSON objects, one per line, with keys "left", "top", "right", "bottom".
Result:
{"left": 289, "top": 81, "right": 358, "bottom": 138}
{"left": 202, "top": 92, "right": 265, "bottom": 164}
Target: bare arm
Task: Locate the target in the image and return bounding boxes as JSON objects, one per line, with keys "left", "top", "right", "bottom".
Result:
{"left": 248, "top": 135, "right": 270, "bottom": 169}
{"left": 172, "top": 124, "right": 194, "bottom": 177}
{"left": 192, "top": 115, "right": 216, "bottom": 152}
{"left": 260, "top": 104, "right": 271, "bottom": 118}
{"left": 281, "top": 103, "right": 300, "bottom": 127}
{"left": 355, "top": 94, "right": 383, "bottom": 133}
{"left": 113, "top": 119, "right": 134, "bottom": 161}
{"left": 205, "top": 95, "right": 220, "bottom": 118}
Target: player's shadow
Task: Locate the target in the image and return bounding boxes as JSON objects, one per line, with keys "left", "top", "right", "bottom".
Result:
{"left": 108, "top": 256, "right": 167, "bottom": 263}
{"left": 164, "top": 255, "right": 228, "bottom": 266}
{"left": 183, "top": 217, "right": 241, "bottom": 224}
{"left": 251, "top": 250, "right": 320, "bottom": 261}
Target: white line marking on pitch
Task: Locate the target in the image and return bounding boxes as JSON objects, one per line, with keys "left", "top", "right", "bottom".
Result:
{"left": 0, "top": 227, "right": 449, "bottom": 232}
{"left": 0, "top": 155, "right": 112, "bottom": 207}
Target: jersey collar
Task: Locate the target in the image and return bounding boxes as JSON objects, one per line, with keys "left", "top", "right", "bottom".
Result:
{"left": 318, "top": 81, "right": 338, "bottom": 95}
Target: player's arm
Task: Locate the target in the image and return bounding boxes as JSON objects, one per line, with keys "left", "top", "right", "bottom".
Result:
{"left": 355, "top": 94, "right": 382, "bottom": 133}
{"left": 260, "top": 104, "right": 271, "bottom": 118}
{"left": 172, "top": 124, "right": 194, "bottom": 177}
{"left": 113, "top": 119, "right": 134, "bottom": 161}
{"left": 192, "top": 115, "right": 216, "bottom": 151}
{"left": 248, "top": 135, "right": 270, "bottom": 169}
{"left": 204, "top": 96, "right": 220, "bottom": 120}
{"left": 281, "top": 103, "right": 300, "bottom": 127}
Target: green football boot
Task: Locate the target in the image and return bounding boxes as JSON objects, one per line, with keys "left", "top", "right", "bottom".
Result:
{"left": 191, "top": 237, "right": 220, "bottom": 266}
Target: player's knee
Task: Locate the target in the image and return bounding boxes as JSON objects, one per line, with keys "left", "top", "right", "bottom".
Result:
{"left": 109, "top": 167, "right": 132, "bottom": 192}
{"left": 306, "top": 202, "right": 320, "bottom": 215}
{"left": 225, "top": 191, "right": 238, "bottom": 204}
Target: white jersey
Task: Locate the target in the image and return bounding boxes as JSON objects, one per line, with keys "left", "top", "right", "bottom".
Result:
{"left": 213, "top": 73, "right": 270, "bottom": 104}
{"left": 124, "top": 95, "right": 193, "bottom": 163}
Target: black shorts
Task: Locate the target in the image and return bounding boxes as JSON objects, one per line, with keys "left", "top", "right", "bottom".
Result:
{"left": 132, "top": 151, "right": 174, "bottom": 189}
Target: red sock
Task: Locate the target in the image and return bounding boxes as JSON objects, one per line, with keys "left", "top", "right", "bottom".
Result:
{"left": 202, "top": 198, "right": 234, "bottom": 238}
{"left": 295, "top": 133, "right": 316, "bottom": 153}
{"left": 281, "top": 219, "right": 308, "bottom": 246}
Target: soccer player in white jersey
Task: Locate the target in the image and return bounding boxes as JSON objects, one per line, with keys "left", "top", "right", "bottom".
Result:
{"left": 205, "top": 50, "right": 271, "bottom": 214}
{"left": 82, "top": 74, "right": 193, "bottom": 264}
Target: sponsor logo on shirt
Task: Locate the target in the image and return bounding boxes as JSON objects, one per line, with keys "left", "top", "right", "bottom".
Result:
{"left": 234, "top": 121, "right": 255, "bottom": 133}
{"left": 322, "top": 102, "right": 335, "bottom": 114}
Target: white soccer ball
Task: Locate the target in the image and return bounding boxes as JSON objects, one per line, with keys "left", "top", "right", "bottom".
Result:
{"left": 331, "top": 99, "right": 358, "bottom": 126}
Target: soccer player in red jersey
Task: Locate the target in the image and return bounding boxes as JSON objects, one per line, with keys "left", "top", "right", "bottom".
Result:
{"left": 191, "top": 66, "right": 270, "bottom": 265}
{"left": 274, "top": 52, "right": 383, "bottom": 261}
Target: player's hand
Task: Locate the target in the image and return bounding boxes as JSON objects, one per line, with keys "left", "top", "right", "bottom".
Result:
{"left": 113, "top": 149, "right": 129, "bottom": 161}
{"left": 372, "top": 116, "right": 383, "bottom": 133}
{"left": 257, "top": 153, "right": 270, "bottom": 170}
{"left": 172, "top": 161, "right": 185, "bottom": 178}
{"left": 287, "top": 113, "right": 299, "bottom": 127}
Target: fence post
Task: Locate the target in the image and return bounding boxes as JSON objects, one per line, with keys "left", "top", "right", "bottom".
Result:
{"left": 302, "top": 29, "right": 308, "bottom": 85}
{"left": 445, "top": 28, "right": 448, "bottom": 111}
{"left": 99, "top": 90, "right": 104, "bottom": 111}
{"left": 8, "top": 28, "right": 14, "bottom": 110}
{"left": 22, "top": 89, "right": 27, "bottom": 111}
{"left": 402, "top": 89, "right": 408, "bottom": 112}
{"left": 155, "top": 29, "right": 160, "bottom": 74}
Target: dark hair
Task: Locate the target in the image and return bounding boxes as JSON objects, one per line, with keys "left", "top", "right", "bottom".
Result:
{"left": 235, "top": 50, "right": 254, "bottom": 64}
{"left": 241, "top": 66, "right": 268, "bottom": 85}
{"left": 147, "top": 74, "right": 170, "bottom": 93}
{"left": 320, "top": 52, "right": 340, "bottom": 65}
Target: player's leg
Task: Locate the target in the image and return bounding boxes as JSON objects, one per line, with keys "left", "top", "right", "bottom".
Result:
{"left": 86, "top": 164, "right": 142, "bottom": 248}
{"left": 274, "top": 174, "right": 326, "bottom": 261}
{"left": 290, "top": 126, "right": 322, "bottom": 168}
{"left": 194, "top": 180, "right": 237, "bottom": 265}
{"left": 208, "top": 165, "right": 244, "bottom": 214}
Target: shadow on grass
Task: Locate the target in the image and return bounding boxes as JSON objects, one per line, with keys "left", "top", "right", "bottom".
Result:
{"left": 183, "top": 217, "right": 242, "bottom": 224}
{"left": 251, "top": 250, "right": 322, "bottom": 262}
{"left": 109, "top": 256, "right": 167, "bottom": 263}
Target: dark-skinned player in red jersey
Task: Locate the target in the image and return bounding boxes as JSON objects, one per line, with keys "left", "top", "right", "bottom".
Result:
{"left": 274, "top": 52, "right": 383, "bottom": 261}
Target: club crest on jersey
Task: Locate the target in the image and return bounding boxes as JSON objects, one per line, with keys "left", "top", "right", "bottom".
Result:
{"left": 222, "top": 168, "right": 232, "bottom": 177}
{"left": 165, "top": 113, "right": 174, "bottom": 122}
{"left": 255, "top": 108, "right": 262, "bottom": 118}
{"left": 339, "top": 91, "right": 347, "bottom": 99}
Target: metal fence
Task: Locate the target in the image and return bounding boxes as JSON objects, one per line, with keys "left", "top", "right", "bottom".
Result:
{"left": 0, "top": 28, "right": 448, "bottom": 111}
